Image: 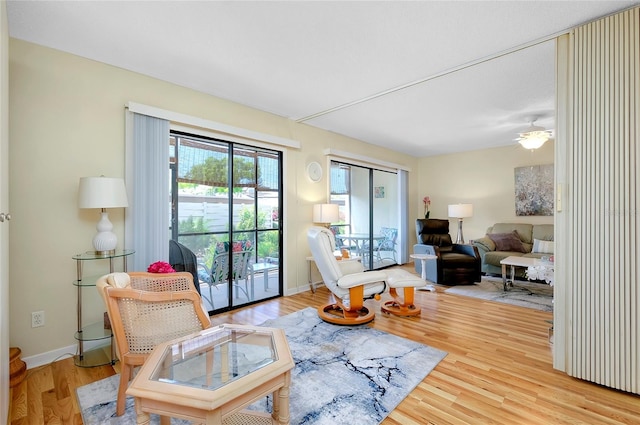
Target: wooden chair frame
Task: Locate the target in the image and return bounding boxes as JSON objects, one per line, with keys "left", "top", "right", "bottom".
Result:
{"left": 97, "top": 272, "right": 211, "bottom": 416}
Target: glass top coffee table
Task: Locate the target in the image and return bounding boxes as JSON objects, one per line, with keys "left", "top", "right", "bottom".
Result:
{"left": 127, "top": 323, "right": 294, "bottom": 425}
{"left": 500, "top": 256, "right": 554, "bottom": 291}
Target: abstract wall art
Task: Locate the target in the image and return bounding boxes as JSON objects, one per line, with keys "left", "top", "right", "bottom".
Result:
{"left": 514, "top": 164, "right": 554, "bottom": 216}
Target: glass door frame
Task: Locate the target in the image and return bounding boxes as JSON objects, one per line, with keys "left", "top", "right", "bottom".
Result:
{"left": 329, "top": 160, "right": 399, "bottom": 271}
{"left": 170, "top": 131, "right": 283, "bottom": 315}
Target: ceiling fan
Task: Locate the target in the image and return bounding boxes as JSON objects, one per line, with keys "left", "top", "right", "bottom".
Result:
{"left": 515, "top": 119, "right": 554, "bottom": 150}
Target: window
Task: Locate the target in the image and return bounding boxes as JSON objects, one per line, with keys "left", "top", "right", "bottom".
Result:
{"left": 329, "top": 160, "right": 399, "bottom": 270}
{"left": 170, "top": 131, "right": 283, "bottom": 314}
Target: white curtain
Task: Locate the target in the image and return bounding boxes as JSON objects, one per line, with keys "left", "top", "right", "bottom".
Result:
{"left": 397, "top": 169, "right": 409, "bottom": 264}
{"left": 124, "top": 111, "right": 170, "bottom": 271}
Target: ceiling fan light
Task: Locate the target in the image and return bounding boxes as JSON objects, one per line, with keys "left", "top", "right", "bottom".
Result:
{"left": 517, "top": 124, "right": 552, "bottom": 150}
{"left": 518, "top": 135, "right": 548, "bottom": 150}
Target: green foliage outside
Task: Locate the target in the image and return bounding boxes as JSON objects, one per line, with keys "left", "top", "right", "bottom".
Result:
{"left": 185, "top": 156, "right": 255, "bottom": 192}
{"left": 258, "top": 231, "right": 279, "bottom": 261}
{"left": 236, "top": 207, "right": 279, "bottom": 259}
{"left": 178, "top": 216, "right": 210, "bottom": 254}
{"left": 177, "top": 150, "right": 280, "bottom": 282}
{"left": 185, "top": 205, "right": 279, "bottom": 270}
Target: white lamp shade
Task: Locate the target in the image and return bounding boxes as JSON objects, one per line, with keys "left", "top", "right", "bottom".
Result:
{"left": 78, "top": 176, "right": 129, "bottom": 209}
{"left": 518, "top": 133, "right": 549, "bottom": 149}
{"left": 448, "top": 203, "right": 473, "bottom": 218}
{"left": 313, "top": 203, "right": 340, "bottom": 224}
{"left": 517, "top": 124, "right": 552, "bottom": 150}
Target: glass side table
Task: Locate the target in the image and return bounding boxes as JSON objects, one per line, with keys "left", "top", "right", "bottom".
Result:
{"left": 127, "top": 324, "right": 294, "bottom": 424}
{"left": 72, "top": 249, "right": 134, "bottom": 367}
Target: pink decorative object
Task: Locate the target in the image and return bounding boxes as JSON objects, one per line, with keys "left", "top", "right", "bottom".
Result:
{"left": 147, "top": 261, "right": 176, "bottom": 274}
{"left": 423, "top": 196, "right": 431, "bottom": 218}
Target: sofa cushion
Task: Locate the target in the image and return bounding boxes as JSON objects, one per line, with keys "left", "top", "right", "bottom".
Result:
{"left": 532, "top": 224, "right": 554, "bottom": 242}
{"left": 488, "top": 231, "right": 527, "bottom": 252}
{"left": 489, "top": 223, "right": 534, "bottom": 244}
{"left": 473, "top": 236, "right": 495, "bottom": 252}
{"left": 532, "top": 238, "right": 555, "bottom": 254}
{"left": 523, "top": 252, "right": 547, "bottom": 260}
{"left": 484, "top": 250, "right": 522, "bottom": 266}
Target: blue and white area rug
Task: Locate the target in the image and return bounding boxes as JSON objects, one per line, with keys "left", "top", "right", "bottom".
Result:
{"left": 77, "top": 307, "right": 447, "bottom": 425}
{"left": 444, "top": 276, "right": 553, "bottom": 312}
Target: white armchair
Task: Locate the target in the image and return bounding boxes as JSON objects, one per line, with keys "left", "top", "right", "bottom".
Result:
{"left": 307, "top": 226, "right": 387, "bottom": 325}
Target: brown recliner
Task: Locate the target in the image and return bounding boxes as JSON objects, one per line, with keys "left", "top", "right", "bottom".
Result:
{"left": 413, "top": 218, "right": 481, "bottom": 285}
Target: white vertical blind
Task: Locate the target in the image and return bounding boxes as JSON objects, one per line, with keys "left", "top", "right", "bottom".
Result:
{"left": 556, "top": 7, "right": 639, "bottom": 394}
{"left": 398, "top": 169, "right": 409, "bottom": 264}
{"left": 124, "top": 112, "right": 170, "bottom": 271}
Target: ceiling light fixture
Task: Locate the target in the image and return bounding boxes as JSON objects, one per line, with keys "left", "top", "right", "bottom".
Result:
{"left": 516, "top": 121, "right": 553, "bottom": 150}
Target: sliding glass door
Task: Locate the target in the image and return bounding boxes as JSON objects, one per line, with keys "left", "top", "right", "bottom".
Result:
{"left": 330, "top": 161, "right": 398, "bottom": 270}
{"left": 170, "top": 132, "right": 282, "bottom": 314}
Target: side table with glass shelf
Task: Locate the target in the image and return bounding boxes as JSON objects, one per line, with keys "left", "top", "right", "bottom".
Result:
{"left": 73, "top": 249, "right": 134, "bottom": 367}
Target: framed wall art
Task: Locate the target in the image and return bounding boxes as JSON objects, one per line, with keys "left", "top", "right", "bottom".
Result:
{"left": 514, "top": 164, "right": 554, "bottom": 216}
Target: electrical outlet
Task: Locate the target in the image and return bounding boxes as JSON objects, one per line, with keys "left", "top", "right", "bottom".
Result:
{"left": 32, "top": 311, "right": 45, "bottom": 328}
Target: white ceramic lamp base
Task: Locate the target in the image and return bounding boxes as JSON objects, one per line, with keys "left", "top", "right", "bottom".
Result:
{"left": 93, "top": 211, "right": 117, "bottom": 255}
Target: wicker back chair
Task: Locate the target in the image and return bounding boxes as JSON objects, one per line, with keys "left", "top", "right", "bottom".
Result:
{"left": 96, "top": 271, "right": 211, "bottom": 416}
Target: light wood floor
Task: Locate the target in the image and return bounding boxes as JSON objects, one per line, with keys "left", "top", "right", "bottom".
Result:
{"left": 10, "top": 266, "right": 640, "bottom": 424}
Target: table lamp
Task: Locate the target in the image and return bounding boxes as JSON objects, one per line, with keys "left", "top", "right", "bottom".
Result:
{"left": 448, "top": 203, "right": 473, "bottom": 244}
{"left": 78, "top": 176, "right": 129, "bottom": 255}
{"left": 312, "top": 203, "right": 339, "bottom": 228}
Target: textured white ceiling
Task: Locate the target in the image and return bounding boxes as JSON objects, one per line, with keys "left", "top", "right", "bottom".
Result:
{"left": 7, "top": 1, "right": 640, "bottom": 156}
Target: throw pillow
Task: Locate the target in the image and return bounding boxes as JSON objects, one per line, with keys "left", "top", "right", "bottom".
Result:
{"left": 532, "top": 238, "right": 554, "bottom": 254}
{"left": 487, "top": 231, "right": 527, "bottom": 252}
{"left": 107, "top": 272, "right": 130, "bottom": 288}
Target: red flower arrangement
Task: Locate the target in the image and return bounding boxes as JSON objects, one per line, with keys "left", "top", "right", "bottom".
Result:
{"left": 147, "top": 261, "right": 176, "bottom": 274}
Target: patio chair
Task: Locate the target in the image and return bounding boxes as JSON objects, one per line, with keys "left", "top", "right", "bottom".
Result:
{"left": 169, "top": 239, "right": 201, "bottom": 295}
{"left": 329, "top": 225, "right": 354, "bottom": 254}
{"left": 361, "top": 227, "right": 398, "bottom": 266}
{"left": 96, "top": 271, "right": 210, "bottom": 416}
{"left": 374, "top": 227, "right": 398, "bottom": 263}
{"left": 201, "top": 241, "right": 254, "bottom": 308}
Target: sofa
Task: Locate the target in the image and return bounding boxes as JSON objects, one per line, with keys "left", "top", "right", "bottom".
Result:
{"left": 413, "top": 219, "right": 481, "bottom": 285}
{"left": 472, "top": 223, "right": 554, "bottom": 277}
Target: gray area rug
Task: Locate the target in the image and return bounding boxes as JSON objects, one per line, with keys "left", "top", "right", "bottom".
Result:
{"left": 444, "top": 277, "right": 554, "bottom": 312}
{"left": 77, "top": 307, "right": 447, "bottom": 425}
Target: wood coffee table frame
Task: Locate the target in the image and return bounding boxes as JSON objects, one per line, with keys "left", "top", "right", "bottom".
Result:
{"left": 126, "top": 324, "right": 294, "bottom": 425}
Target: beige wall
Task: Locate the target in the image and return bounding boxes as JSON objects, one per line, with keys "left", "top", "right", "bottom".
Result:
{"left": 8, "top": 39, "right": 421, "bottom": 361}
{"left": 417, "top": 142, "right": 555, "bottom": 242}
{"left": 9, "top": 38, "right": 555, "bottom": 362}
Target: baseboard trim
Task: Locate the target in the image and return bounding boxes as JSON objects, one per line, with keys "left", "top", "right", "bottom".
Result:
{"left": 22, "top": 339, "right": 106, "bottom": 369}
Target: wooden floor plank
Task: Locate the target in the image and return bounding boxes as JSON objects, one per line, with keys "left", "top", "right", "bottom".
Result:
{"left": 10, "top": 266, "right": 640, "bottom": 424}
